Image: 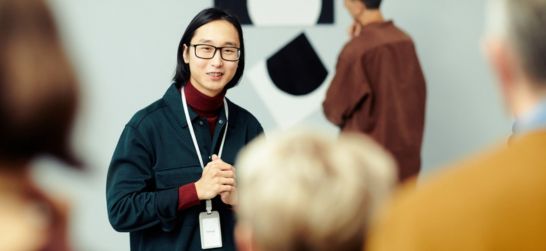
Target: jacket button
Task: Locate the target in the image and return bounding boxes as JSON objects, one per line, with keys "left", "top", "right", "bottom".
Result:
{"left": 198, "top": 121, "right": 204, "bottom": 126}
{"left": 218, "top": 120, "right": 223, "bottom": 124}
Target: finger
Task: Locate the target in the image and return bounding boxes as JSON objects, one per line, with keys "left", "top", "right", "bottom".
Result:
{"left": 220, "top": 177, "right": 235, "bottom": 186}
{"left": 203, "top": 161, "right": 218, "bottom": 171}
{"left": 219, "top": 185, "right": 234, "bottom": 193}
{"left": 348, "top": 24, "right": 355, "bottom": 37}
{"left": 218, "top": 170, "right": 235, "bottom": 178}
{"left": 207, "top": 162, "right": 229, "bottom": 173}
{"left": 211, "top": 156, "right": 226, "bottom": 165}
{"left": 204, "top": 165, "right": 220, "bottom": 177}
{"left": 214, "top": 162, "right": 233, "bottom": 171}
{"left": 355, "top": 24, "right": 362, "bottom": 36}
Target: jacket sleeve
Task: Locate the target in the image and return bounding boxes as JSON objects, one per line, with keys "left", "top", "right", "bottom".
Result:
{"left": 322, "top": 51, "right": 372, "bottom": 128}
{"left": 246, "top": 116, "right": 265, "bottom": 143}
{"left": 106, "top": 124, "right": 179, "bottom": 232}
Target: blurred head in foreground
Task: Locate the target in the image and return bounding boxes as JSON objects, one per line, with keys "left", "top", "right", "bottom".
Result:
{"left": 234, "top": 129, "right": 396, "bottom": 251}
{"left": 0, "top": 0, "right": 80, "bottom": 168}
{"left": 0, "top": 0, "right": 80, "bottom": 250}
{"left": 484, "top": 0, "right": 546, "bottom": 120}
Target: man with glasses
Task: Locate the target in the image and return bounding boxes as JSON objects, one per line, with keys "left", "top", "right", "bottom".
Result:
{"left": 107, "top": 8, "right": 263, "bottom": 251}
{"left": 323, "top": 0, "right": 426, "bottom": 183}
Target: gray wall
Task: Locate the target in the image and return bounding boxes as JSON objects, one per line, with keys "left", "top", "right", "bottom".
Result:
{"left": 30, "top": 0, "right": 511, "bottom": 250}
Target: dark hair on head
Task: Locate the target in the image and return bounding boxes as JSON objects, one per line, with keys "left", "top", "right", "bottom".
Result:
{"left": 173, "top": 8, "right": 245, "bottom": 89}
{"left": 362, "top": 0, "right": 382, "bottom": 9}
{"left": 0, "top": 0, "right": 80, "bottom": 167}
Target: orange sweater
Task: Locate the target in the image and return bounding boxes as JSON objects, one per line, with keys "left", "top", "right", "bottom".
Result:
{"left": 367, "top": 130, "right": 546, "bottom": 251}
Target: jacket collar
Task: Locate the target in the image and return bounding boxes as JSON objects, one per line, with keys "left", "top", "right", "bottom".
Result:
{"left": 163, "top": 83, "right": 231, "bottom": 129}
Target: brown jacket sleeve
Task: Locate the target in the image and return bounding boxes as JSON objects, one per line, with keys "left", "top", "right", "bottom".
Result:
{"left": 323, "top": 51, "right": 372, "bottom": 128}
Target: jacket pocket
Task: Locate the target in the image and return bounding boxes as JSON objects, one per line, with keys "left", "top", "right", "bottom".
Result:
{"left": 154, "top": 167, "right": 202, "bottom": 189}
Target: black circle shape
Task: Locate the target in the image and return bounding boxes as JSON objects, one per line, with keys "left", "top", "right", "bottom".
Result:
{"left": 266, "top": 33, "right": 328, "bottom": 96}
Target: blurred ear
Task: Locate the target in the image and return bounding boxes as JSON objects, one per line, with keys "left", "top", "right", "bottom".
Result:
{"left": 235, "top": 223, "right": 257, "bottom": 251}
{"left": 483, "top": 38, "right": 516, "bottom": 99}
{"left": 183, "top": 44, "right": 190, "bottom": 64}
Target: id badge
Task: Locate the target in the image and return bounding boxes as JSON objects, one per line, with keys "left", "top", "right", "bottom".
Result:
{"left": 199, "top": 211, "right": 223, "bottom": 249}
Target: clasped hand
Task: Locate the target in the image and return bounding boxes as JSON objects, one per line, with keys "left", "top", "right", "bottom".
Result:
{"left": 195, "top": 155, "right": 237, "bottom": 206}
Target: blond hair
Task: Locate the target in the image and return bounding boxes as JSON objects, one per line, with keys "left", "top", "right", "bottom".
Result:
{"left": 236, "top": 129, "right": 396, "bottom": 251}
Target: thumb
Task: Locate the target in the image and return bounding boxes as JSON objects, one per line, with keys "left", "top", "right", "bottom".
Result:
{"left": 212, "top": 154, "right": 220, "bottom": 161}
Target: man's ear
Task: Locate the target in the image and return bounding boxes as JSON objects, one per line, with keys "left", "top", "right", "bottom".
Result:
{"left": 483, "top": 38, "right": 516, "bottom": 100}
{"left": 183, "top": 44, "right": 190, "bottom": 64}
{"left": 235, "top": 223, "right": 257, "bottom": 251}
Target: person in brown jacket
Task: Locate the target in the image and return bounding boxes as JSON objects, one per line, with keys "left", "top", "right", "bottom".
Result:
{"left": 0, "top": 0, "right": 81, "bottom": 250}
{"left": 367, "top": 0, "right": 546, "bottom": 250}
{"left": 323, "top": 0, "right": 426, "bottom": 183}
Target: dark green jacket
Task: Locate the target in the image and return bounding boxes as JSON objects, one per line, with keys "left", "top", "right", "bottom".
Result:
{"left": 106, "top": 83, "right": 263, "bottom": 251}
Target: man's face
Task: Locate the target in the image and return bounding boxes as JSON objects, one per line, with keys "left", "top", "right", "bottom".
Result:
{"left": 183, "top": 20, "right": 240, "bottom": 97}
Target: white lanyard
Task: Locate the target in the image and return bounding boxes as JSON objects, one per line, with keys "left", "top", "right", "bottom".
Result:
{"left": 181, "top": 87, "right": 229, "bottom": 213}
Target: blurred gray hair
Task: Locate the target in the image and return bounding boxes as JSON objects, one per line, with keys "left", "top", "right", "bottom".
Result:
{"left": 235, "top": 129, "right": 396, "bottom": 251}
{"left": 486, "top": 0, "right": 546, "bottom": 83}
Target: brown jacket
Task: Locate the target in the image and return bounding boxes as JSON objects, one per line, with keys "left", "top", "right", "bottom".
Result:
{"left": 323, "top": 21, "right": 426, "bottom": 182}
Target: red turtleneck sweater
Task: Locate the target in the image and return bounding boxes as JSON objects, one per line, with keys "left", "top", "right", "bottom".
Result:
{"left": 178, "top": 82, "right": 225, "bottom": 211}
{"left": 184, "top": 81, "right": 225, "bottom": 135}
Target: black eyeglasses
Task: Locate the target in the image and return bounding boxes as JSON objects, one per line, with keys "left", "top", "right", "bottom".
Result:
{"left": 189, "top": 44, "right": 241, "bottom": 61}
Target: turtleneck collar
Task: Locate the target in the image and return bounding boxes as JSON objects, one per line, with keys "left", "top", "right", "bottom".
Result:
{"left": 183, "top": 81, "right": 225, "bottom": 116}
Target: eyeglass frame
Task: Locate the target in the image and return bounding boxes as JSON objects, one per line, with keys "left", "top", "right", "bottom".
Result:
{"left": 188, "top": 43, "right": 241, "bottom": 62}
